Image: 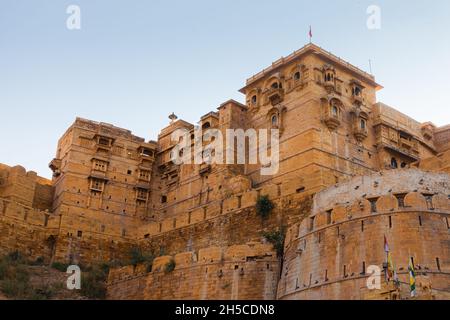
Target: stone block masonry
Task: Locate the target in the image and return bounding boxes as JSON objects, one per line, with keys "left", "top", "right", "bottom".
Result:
{"left": 1, "top": 43, "right": 450, "bottom": 300}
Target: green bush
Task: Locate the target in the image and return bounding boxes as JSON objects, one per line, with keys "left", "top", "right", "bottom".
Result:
{"left": 51, "top": 262, "right": 70, "bottom": 272}
{"left": 31, "top": 256, "right": 46, "bottom": 266}
{"left": 30, "top": 283, "right": 60, "bottom": 300}
{"left": 128, "top": 246, "right": 154, "bottom": 271}
{"left": 263, "top": 228, "right": 286, "bottom": 258}
{"left": 80, "top": 264, "right": 109, "bottom": 300}
{"left": 164, "top": 259, "right": 176, "bottom": 273}
{"left": 0, "top": 252, "right": 70, "bottom": 300}
{"left": 1, "top": 278, "right": 31, "bottom": 298}
{"left": 0, "top": 254, "right": 32, "bottom": 299}
{"left": 256, "top": 195, "right": 275, "bottom": 219}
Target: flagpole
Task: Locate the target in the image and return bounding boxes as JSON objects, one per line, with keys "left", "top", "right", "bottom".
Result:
{"left": 309, "top": 26, "right": 312, "bottom": 44}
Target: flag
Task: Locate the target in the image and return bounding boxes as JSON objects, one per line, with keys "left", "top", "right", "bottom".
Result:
{"left": 384, "top": 236, "right": 398, "bottom": 283}
{"left": 384, "top": 235, "right": 389, "bottom": 253}
{"left": 408, "top": 257, "right": 417, "bottom": 297}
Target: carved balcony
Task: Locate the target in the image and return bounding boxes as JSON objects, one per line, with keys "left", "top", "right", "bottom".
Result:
{"left": 323, "top": 79, "right": 335, "bottom": 93}
{"left": 48, "top": 158, "right": 62, "bottom": 177}
{"left": 199, "top": 164, "right": 211, "bottom": 175}
{"left": 352, "top": 94, "right": 363, "bottom": 105}
{"left": 324, "top": 115, "right": 341, "bottom": 130}
{"left": 266, "top": 87, "right": 285, "bottom": 106}
{"left": 400, "top": 137, "right": 414, "bottom": 149}
{"left": 353, "top": 127, "right": 368, "bottom": 142}
{"left": 421, "top": 127, "right": 433, "bottom": 140}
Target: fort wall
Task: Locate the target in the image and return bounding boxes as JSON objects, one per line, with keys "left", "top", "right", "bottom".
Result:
{"left": 278, "top": 170, "right": 450, "bottom": 300}
{"left": 107, "top": 243, "right": 279, "bottom": 300}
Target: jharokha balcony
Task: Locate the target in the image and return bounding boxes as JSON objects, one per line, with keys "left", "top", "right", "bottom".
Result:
{"left": 266, "top": 87, "right": 285, "bottom": 106}
{"left": 48, "top": 158, "right": 62, "bottom": 177}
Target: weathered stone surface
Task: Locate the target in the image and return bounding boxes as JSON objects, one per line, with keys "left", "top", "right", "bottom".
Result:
{"left": 1, "top": 43, "right": 449, "bottom": 300}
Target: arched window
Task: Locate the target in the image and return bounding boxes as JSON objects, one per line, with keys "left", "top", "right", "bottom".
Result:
{"left": 271, "top": 82, "right": 279, "bottom": 89}
{"left": 360, "top": 119, "right": 366, "bottom": 130}
{"left": 391, "top": 158, "right": 398, "bottom": 169}
{"left": 294, "top": 72, "right": 301, "bottom": 81}
{"left": 251, "top": 95, "right": 257, "bottom": 104}
{"left": 331, "top": 105, "right": 338, "bottom": 117}
{"left": 401, "top": 162, "right": 407, "bottom": 168}
{"left": 271, "top": 114, "right": 279, "bottom": 127}
{"left": 202, "top": 122, "right": 211, "bottom": 130}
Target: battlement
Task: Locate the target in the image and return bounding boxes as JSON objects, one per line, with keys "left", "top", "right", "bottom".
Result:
{"left": 137, "top": 180, "right": 311, "bottom": 240}
{"left": 73, "top": 117, "right": 147, "bottom": 143}
{"left": 107, "top": 243, "right": 279, "bottom": 300}
{"left": 280, "top": 169, "right": 450, "bottom": 300}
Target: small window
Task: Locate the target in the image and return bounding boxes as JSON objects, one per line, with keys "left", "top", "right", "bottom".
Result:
{"left": 294, "top": 72, "right": 301, "bottom": 81}
{"left": 77, "top": 231, "right": 82, "bottom": 238}
{"left": 368, "top": 198, "right": 378, "bottom": 213}
{"left": 296, "top": 187, "right": 305, "bottom": 193}
{"left": 251, "top": 95, "right": 257, "bottom": 104}
{"left": 360, "top": 119, "right": 366, "bottom": 130}
{"left": 98, "top": 137, "right": 110, "bottom": 146}
{"left": 331, "top": 105, "right": 338, "bottom": 117}
{"left": 127, "top": 170, "right": 132, "bottom": 175}
{"left": 271, "top": 114, "right": 278, "bottom": 127}
{"left": 271, "top": 82, "right": 279, "bottom": 89}
{"left": 423, "top": 194, "right": 434, "bottom": 209}
{"left": 90, "top": 178, "right": 104, "bottom": 192}
{"left": 395, "top": 194, "right": 407, "bottom": 208}
{"left": 161, "top": 195, "right": 167, "bottom": 204}
{"left": 309, "top": 216, "right": 315, "bottom": 231}
{"left": 202, "top": 122, "right": 211, "bottom": 130}
{"left": 436, "top": 257, "right": 441, "bottom": 271}
{"left": 141, "top": 148, "right": 153, "bottom": 157}
{"left": 391, "top": 158, "right": 398, "bottom": 169}
{"left": 326, "top": 210, "right": 332, "bottom": 224}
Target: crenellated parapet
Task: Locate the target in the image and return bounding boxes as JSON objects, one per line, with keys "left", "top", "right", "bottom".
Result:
{"left": 279, "top": 169, "right": 450, "bottom": 300}
{"left": 107, "top": 243, "right": 279, "bottom": 300}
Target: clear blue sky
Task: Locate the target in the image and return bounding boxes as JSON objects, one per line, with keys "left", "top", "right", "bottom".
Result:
{"left": 1, "top": 0, "right": 449, "bottom": 178}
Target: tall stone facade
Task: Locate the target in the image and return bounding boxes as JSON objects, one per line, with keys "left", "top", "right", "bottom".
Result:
{"left": 1, "top": 43, "right": 449, "bottom": 299}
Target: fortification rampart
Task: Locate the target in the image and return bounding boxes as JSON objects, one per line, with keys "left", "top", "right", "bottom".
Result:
{"left": 278, "top": 170, "right": 450, "bottom": 300}
{"left": 107, "top": 243, "right": 279, "bottom": 300}
{"left": 137, "top": 185, "right": 312, "bottom": 255}
{"left": 0, "top": 197, "right": 58, "bottom": 261}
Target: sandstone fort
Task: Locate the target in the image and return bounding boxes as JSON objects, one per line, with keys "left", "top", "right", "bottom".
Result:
{"left": 1, "top": 43, "right": 449, "bottom": 300}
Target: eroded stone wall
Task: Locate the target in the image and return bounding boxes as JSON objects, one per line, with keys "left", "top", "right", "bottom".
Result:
{"left": 279, "top": 170, "right": 450, "bottom": 300}
{"left": 107, "top": 243, "right": 280, "bottom": 300}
